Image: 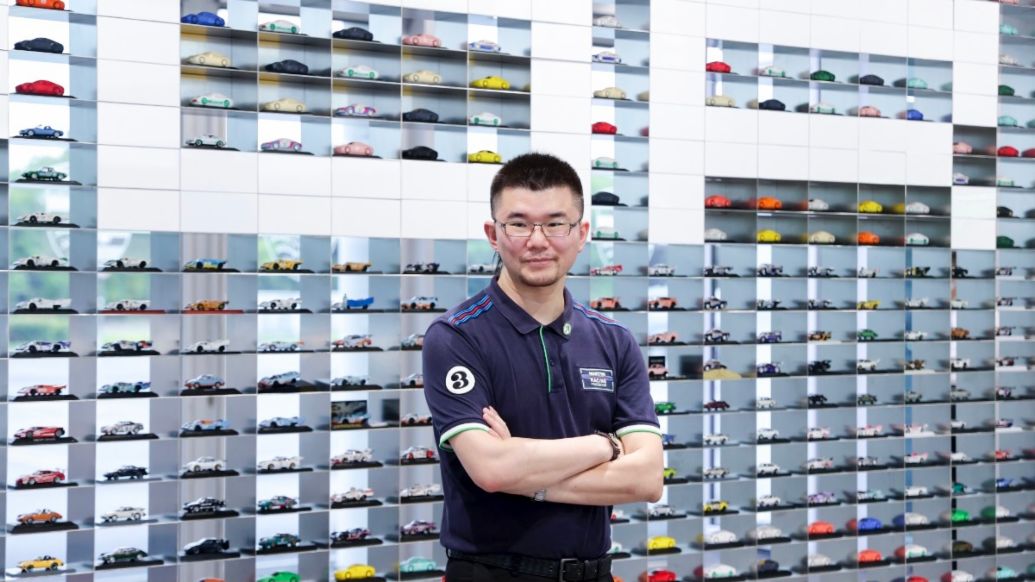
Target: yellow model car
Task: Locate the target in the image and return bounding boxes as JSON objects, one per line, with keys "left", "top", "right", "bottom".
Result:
{"left": 858, "top": 300, "right": 880, "bottom": 310}
{"left": 468, "top": 150, "right": 502, "bottom": 164}
{"left": 185, "top": 299, "right": 230, "bottom": 311}
{"left": 470, "top": 75, "right": 510, "bottom": 90}
{"left": 858, "top": 200, "right": 883, "bottom": 213}
{"left": 332, "top": 261, "right": 371, "bottom": 273}
{"left": 662, "top": 467, "right": 677, "bottom": 479}
{"left": 261, "top": 97, "right": 307, "bottom": 113}
{"left": 19, "top": 555, "right": 63, "bottom": 573}
{"left": 757, "top": 229, "right": 782, "bottom": 243}
{"left": 647, "top": 536, "right": 677, "bottom": 551}
{"left": 703, "top": 500, "right": 728, "bottom": 513}
{"left": 334, "top": 564, "right": 376, "bottom": 580}
{"left": 260, "top": 259, "right": 303, "bottom": 271}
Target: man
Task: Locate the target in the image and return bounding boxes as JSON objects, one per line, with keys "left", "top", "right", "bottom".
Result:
{"left": 423, "top": 153, "right": 663, "bottom": 582}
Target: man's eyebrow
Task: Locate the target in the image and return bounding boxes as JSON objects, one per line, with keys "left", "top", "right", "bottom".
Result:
{"left": 503, "top": 211, "right": 569, "bottom": 219}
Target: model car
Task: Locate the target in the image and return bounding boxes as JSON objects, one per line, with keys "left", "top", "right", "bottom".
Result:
{"left": 15, "top": 36, "right": 65, "bottom": 53}
{"left": 756, "top": 462, "right": 782, "bottom": 476}
{"left": 756, "top": 397, "right": 776, "bottom": 409}
{"left": 707, "top": 95, "right": 736, "bottom": 107}
{"left": 809, "top": 230, "right": 836, "bottom": 243}
{"left": 469, "top": 150, "right": 502, "bottom": 164}
{"left": 704, "top": 227, "right": 728, "bottom": 241}
{"left": 704, "top": 194, "right": 732, "bottom": 208}
{"left": 462, "top": 112, "right": 503, "bottom": 129}
{"left": 859, "top": 105, "right": 881, "bottom": 117}
{"left": 259, "top": 297, "right": 302, "bottom": 311}
{"left": 646, "top": 535, "right": 677, "bottom": 551}
{"left": 189, "top": 92, "right": 233, "bottom": 108}
{"left": 183, "top": 375, "right": 224, "bottom": 391}
{"left": 16, "top": 508, "right": 63, "bottom": 526}
{"left": 98, "top": 547, "right": 147, "bottom": 565}
{"left": 903, "top": 330, "right": 927, "bottom": 341}
{"left": 336, "top": 64, "right": 379, "bottom": 79}
{"left": 857, "top": 489, "right": 886, "bottom": 501}
{"left": 807, "top": 426, "right": 831, "bottom": 440}
{"left": 848, "top": 517, "right": 883, "bottom": 533}
{"left": 261, "top": 98, "right": 307, "bottom": 113}
{"left": 332, "top": 141, "right": 374, "bottom": 157}
{"left": 858, "top": 200, "right": 883, "bottom": 213}
{"left": 807, "top": 520, "right": 835, "bottom": 535}
{"left": 703, "top": 467, "right": 729, "bottom": 480}
{"left": 593, "top": 50, "right": 621, "bottom": 63}
{"left": 255, "top": 495, "right": 299, "bottom": 513}
{"left": 186, "top": 51, "right": 230, "bottom": 68}
{"left": 104, "top": 464, "right": 147, "bottom": 480}
{"left": 403, "top": 295, "right": 438, "bottom": 310}
{"left": 756, "top": 229, "right": 781, "bottom": 242}
{"left": 806, "top": 457, "right": 835, "bottom": 472}
{"left": 181, "top": 11, "right": 224, "bottom": 25}
{"left": 331, "top": 25, "right": 374, "bottom": 40}
{"left": 905, "top": 232, "right": 929, "bottom": 246}
{"left": 12, "top": 426, "right": 66, "bottom": 442}
{"left": 180, "top": 496, "right": 226, "bottom": 515}
{"left": 103, "top": 298, "right": 151, "bottom": 311}
{"left": 856, "top": 424, "right": 883, "bottom": 437}
{"left": 184, "top": 537, "right": 231, "bottom": 555}
{"left": 401, "top": 446, "right": 436, "bottom": 462}
{"left": 16, "top": 79, "right": 65, "bottom": 96}
{"left": 401, "top": 519, "right": 437, "bottom": 537}
{"left": 100, "top": 339, "right": 153, "bottom": 353}
{"left": 265, "top": 59, "right": 308, "bottom": 75}
{"left": 100, "top": 420, "right": 144, "bottom": 436}
{"left": 857, "top": 549, "right": 883, "bottom": 563}
{"left": 756, "top": 428, "right": 780, "bottom": 441}
{"left": 333, "top": 104, "right": 378, "bottom": 120}
{"left": 810, "top": 102, "right": 836, "bottom": 114}
{"left": 702, "top": 500, "right": 728, "bottom": 514}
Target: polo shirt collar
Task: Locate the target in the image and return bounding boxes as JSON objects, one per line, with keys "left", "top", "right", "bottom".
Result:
{"left": 487, "top": 277, "right": 574, "bottom": 340}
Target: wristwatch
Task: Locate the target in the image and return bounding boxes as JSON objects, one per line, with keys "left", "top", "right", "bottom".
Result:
{"left": 532, "top": 489, "right": 547, "bottom": 502}
{"left": 596, "top": 430, "right": 621, "bottom": 461}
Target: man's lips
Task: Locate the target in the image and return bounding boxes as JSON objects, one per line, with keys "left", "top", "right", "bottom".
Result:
{"left": 524, "top": 257, "right": 555, "bottom": 264}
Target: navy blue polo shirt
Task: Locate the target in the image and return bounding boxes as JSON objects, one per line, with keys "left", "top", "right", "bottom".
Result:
{"left": 422, "top": 277, "right": 661, "bottom": 559}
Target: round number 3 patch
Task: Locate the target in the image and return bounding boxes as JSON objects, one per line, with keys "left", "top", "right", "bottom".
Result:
{"left": 446, "top": 365, "right": 475, "bottom": 395}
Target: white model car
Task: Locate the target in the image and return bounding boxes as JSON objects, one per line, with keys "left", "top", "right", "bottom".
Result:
{"left": 593, "top": 50, "right": 622, "bottom": 63}
{"left": 950, "top": 358, "right": 971, "bottom": 370}
{"left": 856, "top": 425, "right": 883, "bottom": 437}
{"left": 857, "top": 359, "right": 879, "bottom": 371}
{"left": 756, "top": 396, "right": 777, "bottom": 409}
{"left": 182, "top": 456, "right": 225, "bottom": 473}
{"left": 945, "top": 571, "right": 974, "bottom": 582}
{"left": 903, "top": 201, "right": 930, "bottom": 214}
{"left": 903, "top": 330, "right": 927, "bottom": 340}
{"left": 103, "top": 299, "right": 149, "bottom": 311}
{"left": 703, "top": 433, "right": 728, "bottom": 445}
{"left": 905, "top": 232, "right": 930, "bottom": 246}
{"left": 185, "top": 134, "right": 226, "bottom": 148}
{"left": 331, "top": 487, "right": 375, "bottom": 503}
{"left": 807, "top": 198, "right": 829, "bottom": 210}
{"left": 948, "top": 452, "right": 971, "bottom": 462}
{"left": 331, "top": 448, "right": 373, "bottom": 465}
{"left": 807, "top": 554, "right": 834, "bottom": 568}
{"left": 13, "top": 340, "right": 72, "bottom": 354}
{"left": 806, "top": 457, "right": 834, "bottom": 470}
{"left": 756, "top": 462, "right": 782, "bottom": 475}
{"left": 14, "top": 297, "right": 70, "bottom": 311}
{"left": 99, "top": 506, "right": 146, "bottom": 522}
{"left": 260, "top": 19, "right": 300, "bottom": 33}
{"left": 903, "top": 452, "right": 929, "bottom": 464}
{"left": 748, "top": 525, "right": 783, "bottom": 541}
{"left": 12, "top": 255, "right": 69, "bottom": 269}
{"left": 185, "top": 339, "right": 228, "bottom": 353}
{"left": 103, "top": 258, "right": 149, "bottom": 269}
{"left": 704, "top": 565, "right": 737, "bottom": 579}
{"left": 703, "top": 467, "right": 729, "bottom": 479}
{"left": 807, "top": 427, "right": 831, "bottom": 440}
{"left": 949, "top": 419, "right": 966, "bottom": 430}
{"left": 808, "top": 230, "right": 836, "bottom": 243}
{"left": 647, "top": 264, "right": 675, "bottom": 276}
{"left": 17, "top": 212, "right": 66, "bottom": 224}
{"left": 902, "top": 423, "right": 930, "bottom": 435}
{"left": 258, "top": 341, "right": 301, "bottom": 352}
{"left": 400, "top": 483, "right": 442, "bottom": 498}
{"left": 858, "top": 267, "right": 879, "bottom": 278}
{"left": 335, "top": 64, "right": 379, "bottom": 79}
{"left": 756, "top": 428, "right": 780, "bottom": 441}
{"left": 704, "top": 228, "right": 728, "bottom": 241}
{"left": 258, "top": 298, "right": 301, "bottom": 311}
{"left": 904, "top": 297, "right": 929, "bottom": 308}
{"left": 258, "top": 455, "right": 302, "bottom": 471}
{"left": 899, "top": 544, "right": 929, "bottom": 558}
{"left": 756, "top": 495, "right": 782, "bottom": 508}
{"left": 469, "top": 111, "right": 502, "bottom": 126}
{"left": 1001, "top": 53, "right": 1019, "bottom": 65}
{"left": 904, "top": 485, "right": 929, "bottom": 497}
{"left": 189, "top": 92, "right": 233, "bottom": 108}
{"left": 986, "top": 505, "right": 1010, "bottom": 519}
{"left": 403, "top": 69, "right": 442, "bottom": 84}
{"left": 100, "top": 420, "right": 143, "bottom": 436}
{"left": 704, "top": 530, "right": 738, "bottom": 544}
{"left": 185, "top": 51, "right": 230, "bottom": 67}
{"left": 950, "top": 298, "right": 968, "bottom": 309}
{"left": 593, "top": 14, "right": 621, "bottom": 27}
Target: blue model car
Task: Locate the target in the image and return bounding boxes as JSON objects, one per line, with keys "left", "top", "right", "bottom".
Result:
{"left": 19, "top": 125, "right": 63, "bottom": 138}
{"left": 181, "top": 11, "right": 225, "bottom": 27}
{"left": 855, "top": 517, "right": 883, "bottom": 532}
{"left": 184, "top": 258, "right": 227, "bottom": 271}
{"left": 259, "top": 416, "right": 302, "bottom": 429}
{"left": 661, "top": 434, "right": 677, "bottom": 446}
{"left": 758, "top": 331, "right": 782, "bottom": 343}
{"left": 14, "top": 37, "right": 63, "bottom": 53}
{"left": 181, "top": 418, "right": 228, "bottom": 432}
{"left": 906, "top": 109, "right": 924, "bottom": 121}
{"left": 757, "top": 362, "right": 781, "bottom": 376}
{"left": 996, "top": 477, "right": 1015, "bottom": 489}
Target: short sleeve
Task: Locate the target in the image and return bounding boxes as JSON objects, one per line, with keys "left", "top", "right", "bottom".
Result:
{"left": 612, "top": 329, "right": 662, "bottom": 438}
{"left": 422, "top": 320, "right": 493, "bottom": 450}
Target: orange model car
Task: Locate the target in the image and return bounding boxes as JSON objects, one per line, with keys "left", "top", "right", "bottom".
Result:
{"left": 858, "top": 231, "right": 881, "bottom": 245}
{"left": 857, "top": 549, "right": 883, "bottom": 563}
{"left": 185, "top": 299, "right": 230, "bottom": 311}
{"left": 705, "top": 195, "right": 732, "bottom": 208}
{"left": 17, "top": 508, "right": 62, "bottom": 525}
{"left": 807, "top": 520, "right": 835, "bottom": 535}
{"left": 648, "top": 297, "right": 678, "bottom": 310}
{"left": 17, "top": 0, "right": 65, "bottom": 9}
{"left": 757, "top": 196, "right": 782, "bottom": 210}
{"left": 590, "top": 297, "right": 621, "bottom": 310}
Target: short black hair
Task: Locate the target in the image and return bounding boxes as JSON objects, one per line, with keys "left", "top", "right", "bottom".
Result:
{"left": 490, "top": 152, "right": 584, "bottom": 219}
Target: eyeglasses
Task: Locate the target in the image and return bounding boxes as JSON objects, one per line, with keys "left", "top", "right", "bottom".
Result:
{"left": 495, "top": 220, "right": 579, "bottom": 238}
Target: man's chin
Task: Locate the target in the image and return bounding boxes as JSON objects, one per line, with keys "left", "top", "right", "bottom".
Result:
{"left": 519, "top": 264, "right": 563, "bottom": 287}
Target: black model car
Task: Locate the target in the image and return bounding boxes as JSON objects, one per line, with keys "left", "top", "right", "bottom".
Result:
{"left": 807, "top": 394, "right": 828, "bottom": 406}
{"left": 331, "top": 527, "right": 370, "bottom": 543}
{"left": 265, "top": 59, "right": 309, "bottom": 75}
{"left": 857, "top": 394, "right": 877, "bottom": 405}
{"left": 759, "top": 99, "right": 785, "bottom": 111}
{"left": 182, "top": 496, "right": 226, "bottom": 514}
{"left": 997, "top": 205, "right": 1014, "bottom": 218}
{"left": 98, "top": 547, "right": 147, "bottom": 565}
{"left": 402, "top": 108, "right": 440, "bottom": 123}
{"left": 183, "top": 537, "right": 230, "bottom": 555}
{"left": 103, "top": 465, "right": 148, "bottom": 481}
{"left": 859, "top": 74, "right": 885, "bottom": 86}
{"left": 591, "top": 191, "right": 621, "bottom": 205}
{"left": 402, "top": 146, "right": 439, "bottom": 160}
{"left": 333, "top": 26, "right": 374, "bottom": 41}
{"left": 951, "top": 265, "right": 969, "bottom": 277}
{"left": 808, "top": 360, "right": 832, "bottom": 374}
{"left": 14, "top": 37, "right": 64, "bottom": 53}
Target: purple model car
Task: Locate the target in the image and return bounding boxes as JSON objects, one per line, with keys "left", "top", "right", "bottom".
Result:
{"left": 334, "top": 104, "right": 377, "bottom": 117}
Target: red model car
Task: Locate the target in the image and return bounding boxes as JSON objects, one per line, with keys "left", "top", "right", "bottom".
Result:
{"left": 857, "top": 549, "right": 883, "bottom": 563}
{"left": 15, "top": 80, "right": 65, "bottom": 96}
{"left": 994, "top": 449, "right": 1011, "bottom": 460}
{"left": 998, "top": 145, "right": 1019, "bottom": 157}
{"left": 858, "top": 231, "right": 881, "bottom": 245}
{"left": 16, "top": 0, "right": 66, "bottom": 9}
{"left": 15, "top": 469, "right": 65, "bottom": 487}
{"left": 705, "top": 195, "right": 732, "bottom": 208}
{"left": 640, "top": 570, "right": 677, "bottom": 582}
{"left": 592, "top": 121, "right": 617, "bottom": 134}
{"left": 1023, "top": 148, "right": 1035, "bottom": 158}
{"left": 16, "top": 384, "right": 66, "bottom": 397}
{"left": 13, "top": 426, "right": 65, "bottom": 441}
{"left": 908, "top": 577, "right": 929, "bottom": 582}
{"left": 807, "top": 520, "right": 835, "bottom": 535}
{"left": 706, "top": 61, "right": 732, "bottom": 73}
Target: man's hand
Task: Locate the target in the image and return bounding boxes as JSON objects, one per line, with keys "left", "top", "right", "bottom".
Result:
{"left": 484, "top": 406, "right": 624, "bottom": 458}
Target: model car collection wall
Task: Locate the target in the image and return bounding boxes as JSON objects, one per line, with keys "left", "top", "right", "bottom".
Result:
{"left": 2, "top": 0, "right": 1034, "bottom": 581}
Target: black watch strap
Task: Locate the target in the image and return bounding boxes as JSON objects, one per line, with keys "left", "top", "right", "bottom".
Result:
{"left": 595, "top": 430, "right": 620, "bottom": 461}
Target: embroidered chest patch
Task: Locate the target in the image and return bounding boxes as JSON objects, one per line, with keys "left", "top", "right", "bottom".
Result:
{"left": 580, "top": 368, "right": 615, "bottom": 391}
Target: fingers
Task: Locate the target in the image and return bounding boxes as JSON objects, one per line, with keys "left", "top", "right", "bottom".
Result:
{"left": 482, "top": 406, "right": 511, "bottom": 438}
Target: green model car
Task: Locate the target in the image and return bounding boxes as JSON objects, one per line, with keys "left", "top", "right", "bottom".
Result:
{"left": 663, "top": 467, "right": 678, "bottom": 479}
{"left": 997, "top": 236, "right": 1015, "bottom": 248}
{"left": 950, "top": 508, "right": 970, "bottom": 523}
{"left": 655, "top": 401, "right": 676, "bottom": 414}
{"left": 400, "top": 557, "right": 439, "bottom": 573}
{"left": 811, "top": 70, "right": 835, "bottom": 82}
{"left": 857, "top": 329, "right": 879, "bottom": 341}
{"left": 1000, "top": 84, "right": 1015, "bottom": 96}
{"left": 258, "top": 572, "right": 300, "bottom": 582}
{"left": 906, "top": 77, "right": 927, "bottom": 89}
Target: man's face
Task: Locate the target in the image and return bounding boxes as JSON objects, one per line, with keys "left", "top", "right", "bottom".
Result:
{"left": 486, "top": 185, "right": 589, "bottom": 289}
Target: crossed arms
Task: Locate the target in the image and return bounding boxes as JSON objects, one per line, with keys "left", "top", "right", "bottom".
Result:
{"left": 449, "top": 406, "right": 664, "bottom": 505}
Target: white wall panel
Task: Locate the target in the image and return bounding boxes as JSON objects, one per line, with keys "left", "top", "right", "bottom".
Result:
{"left": 859, "top": 118, "right": 908, "bottom": 152}
{"left": 758, "top": 111, "right": 809, "bottom": 146}
{"left": 650, "top": 69, "right": 704, "bottom": 106}
{"left": 952, "top": 93, "right": 998, "bottom": 127}
{"left": 652, "top": 0, "right": 706, "bottom": 37}
{"left": 530, "top": 0, "right": 590, "bottom": 25}
{"left": 653, "top": 138, "right": 705, "bottom": 175}
{"left": 809, "top": 115, "right": 859, "bottom": 150}
{"left": 97, "top": 145, "right": 179, "bottom": 190}
{"left": 905, "top": 153, "right": 951, "bottom": 186}
{"left": 331, "top": 158, "right": 401, "bottom": 199}
{"left": 257, "top": 154, "right": 331, "bottom": 197}
{"left": 705, "top": 141, "right": 756, "bottom": 178}
{"left": 951, "top": 186, "right": 997, "bottom": 220}
{"left": 705, "top": 107, "right": 757, "bottom": 144}
{"left": 907, "top": 25, "right": 953, "bottom": 61}
{"left": 530, "top": 22, "right": 590, "bottom": 61}
{"left": 0, "top": 51, "right": 7, "bottom": 95}
{"left": 0, "top": 96, "right": 7, "bottom": 134}
{"left": 649, "top": 104, "right": 704, "bottom": 141}
{"left": 953, "top": 0, "right": 999, "bottom": 34}
{"left": 952, "top": 31, "right": 998, "bottom": 65}
{"left": 97, "top": 0, "right": 181, "bottom": 22}
{"left": 468, "top": 0, "right": 530, "bottom": 19}
{"left": 907, "top": 0, "right": 953, "bottom": 30}
{"left": 180, "top": 150, "right": 258, "bottom": 194}
{"left": 757, "top": 145, "right": 808, "bottom": 180}
{"left": 810, "top": 16, "right": 860, "bottom": 52}
{"left": 331, "top": 198, "right": 401, "bottom": 238}
{"left": 0, "top": 6, "right": 8, "bottom": 52}
{"left": 860, "top": 21, "right": 908, "bottom": 57}
{"left": 467, "top": 202, "right": 492, "bottom": 240}
{"left": 706, "top": 5, "right": 760, "bottom": 43}
{"left": 951, "top": 218, "right": 996, "bottom": 249}
{"left": 404, "top": 0, "right": 466, "bottom": 12}
{"left": 707, "top": 0, "right": 758, "bottom": 9}
{"left": 97, "top": 61, "right": 179, "bottom": 107}
{"left": 809, "top": 148, "right": 857, "bottom": 182}
{"left": 401, "top": 200, "right": 468, "bottom": 239}
{"left": 97, "top": 17, "right": 180, "bottom": 65}
{"left": 905, "top": 122, "right": 952, "bottom": 154}
{"left": 649, "top": 173, "right": 705, "bottom": 210}
{"left": 859, "top": 150, "right": 906, "bottom": 184}
{"left": 97, "top": 188, "right": 180, "bottom": 232}
{"left": 258, "top": 194, "right": 331, "bottom": 235}
{"left": 97, "top": 103, "right": 180, "bottom": 148}
{"left": 399, "top": 161, "right": 467, "bottom": 201}
{"left": 650, "top": 34, "right": 703, "bottom": 72}
{"left": 467, "top": 164, "right": 499, "bottom": 203}
{"left": 182, "top": 191, "right": 257, "bottom": 233}
{"left": 530, "top": 60, "right": 591, "bottom": 98}
{"left": 531, "top": 94, "right": 591, "bottom": 134}
{"left": 809, "top": 0, "right": 859, "bottom": 19}
{"left": 953, "top": 62, "right": 998, "bottom": 96}
{"left": 758, "top": 10, "right": 810, "bottom": 47}
{"left": 529, "top": 132, "right": 592, "bottom": 174}
{"left": 650, "top": 208, "right": 703, "bottom": 244}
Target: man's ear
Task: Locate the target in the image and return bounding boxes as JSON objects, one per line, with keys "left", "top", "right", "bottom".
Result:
{"left": 576, "top": 219, "right": 590, "bottom": 252}
{"left": 484, "top": 220, "right": 498, "bottom": 251}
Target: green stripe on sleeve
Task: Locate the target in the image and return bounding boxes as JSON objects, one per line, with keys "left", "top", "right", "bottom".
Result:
{"left": 438, "top": 422, "right": 491, "bottom": 450}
